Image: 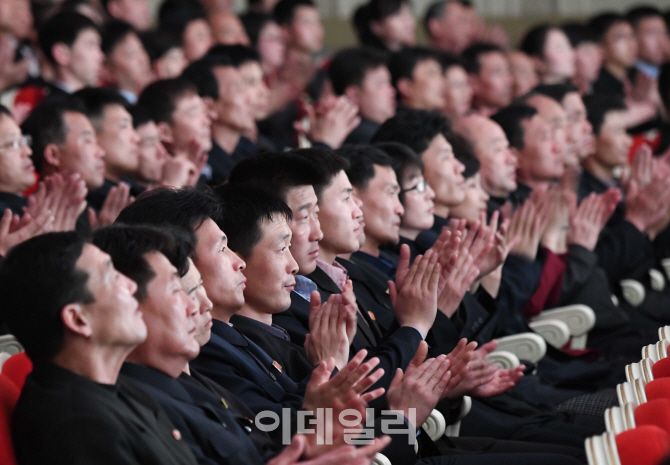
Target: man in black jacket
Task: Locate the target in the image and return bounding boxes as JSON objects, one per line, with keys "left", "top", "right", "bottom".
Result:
{"left": 0, "top": 231, "right": 199, "bottom": 465}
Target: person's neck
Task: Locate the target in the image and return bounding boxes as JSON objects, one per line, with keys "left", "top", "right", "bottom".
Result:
{"left": 55, "top": 70, "right": 86, "bottom": 93}
{"left": 317, "top": 247, "right": 338, "bottom": 267}
{"left": 582, "top": 156, "right": 616, "bottom": 182}
{"left": 359, "top": 239, "right": 380, "bottom": 257}
{"left": 0, "top": 184, "right": 24, "bottom": 196}
{"left": 516, "top": 175, "right": 551, "bottom": 191}
{"left": 237, "top": 304, "right": 273, "bottom": 326}
{"left": 604, "top": 61, "right": 628, "bottom": 82}
{"left": 399, "top": 227, "right": 420, "bottom": 241}
{"left": 212, "top": 123, "right": 242, "bottom": 155}
{"left": 51, "top": 341, "right": 132, "bottom": 385}
{"left": 472, "top": 100, "right": 500, "bottom": 118}
{"left": 242, "top": 124, "right": 259, "bottom": 143}
{"left": 125, "top": 346, "right": 187, "bottom": 379}
{"left": 210, "top": 304, "right": 238, "bottom": 324}
{"left": 434, "top": 203, "right": 450, "bottom": 218}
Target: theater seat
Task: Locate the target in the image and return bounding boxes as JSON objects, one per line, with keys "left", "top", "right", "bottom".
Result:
{"left": 1, "top": 353, "right": 32, "bottom": 392}
{"left": 635, "top": 399, "right": 670, "bottom": 437}
{"left": 529, "top": 304, "right": 596, "bottom": 350}
{"left": 0, "top": 374, "right": 19, "bottom": 465}
{"left": 586, "top": 425, "right": 670, "bottom": 465}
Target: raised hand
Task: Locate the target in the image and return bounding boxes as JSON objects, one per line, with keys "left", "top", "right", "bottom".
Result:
{"left": 624, "top": 174, "right": 670, "bottom": 239}
{"left": 88, "top": 183, "right": 133, "bottom": 229}
{"left": 304, "top": 292, "right": 351, "bottom": 369}
{"left": 388, "top": 249, "right": 441, "bottom": 337}
{"left": 506, "top": 193, "right": 550, "bottom": 261}
{"left": 436, "top": 249, "right": 479, "bottom": 317}
{"left": 161, "top": 156, "right": 200, "bottom": 188}
{"left": 297, "top": 96, "right": 361, "bottom": 149}
{"left": 446, "top": 341, "right": 500, "bottom": 398}
{"left": 25, "top": 173, "right": 87, "bottom": 232}
{"left": 268, "top": 433, "right": 391, "bottom": 465}
{"left": 386, "top": 342, "right": 452, "bottom": 428}
{"left": 0, "top": 208, "right": 54, "bottom": 256}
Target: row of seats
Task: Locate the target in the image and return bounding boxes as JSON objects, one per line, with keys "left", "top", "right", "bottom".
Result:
{"left": 584, "top": 326, "right": 670, "bottom": 465}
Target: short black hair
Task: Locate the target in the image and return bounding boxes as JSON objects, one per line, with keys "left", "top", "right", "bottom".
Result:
{"left": 240, "top": 12, "right": 273, "bottom": 47}
{"left": 531, "top": 83, "right": 579, "bottom": 104}
{"left": 73, "top": 87, "right": 130, "bottom": 131}
{"left": 562, "top": 22, "right": 597, "bottom": 47}
{"left": 292, "top": 148, "right": 350, "bottom": 200}
{"left": 273, "top": 0, "right": 315, "bottom": 26}
{"left": 490, "top": 104, "right": 538, "bottom": 150}
{"left": 353, "top": 0, "right": 409, "bottom": 50}
{"left": 137, "top": 78, "right": 199, "bottom": 124}
{"left": 140, "top": 30, "right": 182, "bottom": 62}
{"left": 519, "top": 24, "right": 556, "bottom": 59}
{"left": 227, "top": 151, "right": 325, "bottom": 202}
{"left": 449, "top": 132, "right": 479, "bottom": 178}
{"left": 337, "top": 145, "right": 394, "bottom": 191}
{"left": 0, "top": 232, "right": 94, "bottom": 361}
{"left": 375, "top": 142, "right": 423, "bottom": 203}
{"left": 38, "top": 11, "right": 99, "bottom": 65}
{"left": 92, "top": 224, "right": 192, "bottom": 301}
{"left": 461, "top": 42, "right": 504, "bottom": 75}
{"left": 131, "top": 105, "right": 153, "bottom": 129}
{"left": 213, "top": 183, "right": 293, "bottom": 258}
{"left": 101, "top": 20, "right": 136, "bottom": 56}
{"left": 158, "top": 0, "right": 207, "bottom": 40}
{"left": 21, "top": 101, "right": 87, "bottom": 173}
{"left": 440, "top": 53, "right": 467, "bottom": 72}
{"left": 659, "top": 62, "right": 670, "bottom": 114}
{"left": 329, "top": 47, "right": 388, "bottom": 95}
{"left": 584, "top": 94, "right": 627, "bottom": 136}
{"left": 181, "top": 55, "right": 233, "bottom": 100}
{"left": 206, "top": 44, "right": 261, "bottom": 67}
{"left": 115, "top": 187, "right": 222, "bottom": 245}
{"left": 389, "top": 47, "right": 442, "bottom": 89}
{"left": 0, "top": 105, "right": 9, "bottom": 119}
{"left": 423, "top": 1, "right": 472, "bottom": 36}
{"left": 372, "top": 108, "right": 450, "bottom": 156}
{"left": 587, "top": 13, "right": 628, "bottom": 42}
{"left": 626, "top": 6, "right": 663, "bottom": 29}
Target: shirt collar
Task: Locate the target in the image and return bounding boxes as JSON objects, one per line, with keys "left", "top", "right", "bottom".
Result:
{"left": 316, "top": 258, "right": 348, "bottom": 290}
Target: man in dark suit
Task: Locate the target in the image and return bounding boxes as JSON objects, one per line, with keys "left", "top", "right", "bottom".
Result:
{"left": 0, "top": 231, "right": 199, "bottom": 465}
{"left": 93, "top": 224, "right": 389, "bottom": 465}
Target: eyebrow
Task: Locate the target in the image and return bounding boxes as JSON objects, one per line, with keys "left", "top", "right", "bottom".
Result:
{"left": 187, "top": 279, "right": 202, "bottom": 295}
{"left": 342, "top": 187, "right": 353, "bottom": 195}
{"left": 297, "top": 202, "right": 313, "bottom": 211}
{"left": 278, "top": 233, "right": 291, "bottom": 243}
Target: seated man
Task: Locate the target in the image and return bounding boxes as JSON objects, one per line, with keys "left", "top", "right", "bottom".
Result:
{"left": 328, "top": 47, "right": 396, "bottom": 145}
{"left": 74, "top": 87, "right": 141, "bottom": 206}
{"left": 93, "top": 224, "right": 388, "bottom": 464}
{"left": 461, "top": 43, "right": 513, "bottom": 117}
{"left": 424, "top": 0, "right": 477, "bottom": 54}
{"left": 100, "top": 20, "right": 154, "bottom": 104}
{"left": 0, "top": 104, "right": 37, "bottom": 215}
{"left": 181, "top": 49, "right": 257, "bottom": 186}
{"left": 0, "top": 232, "right": 198, "bottom": 465}
{"left": 16, "top": 12, "right": 104, "bottom": 109}
{"left": 451, "top": 114, "right": 517, "bottom": 216}
{"left": 137, "top": 78, "right": 211, "bottom": 179}
{"left": 389, "top": 47, "right": 445, "bottom": 112}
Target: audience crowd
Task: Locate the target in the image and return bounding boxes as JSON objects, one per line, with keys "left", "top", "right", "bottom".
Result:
{"left": 4, "top": 0, "right": 670, "bottom": 464}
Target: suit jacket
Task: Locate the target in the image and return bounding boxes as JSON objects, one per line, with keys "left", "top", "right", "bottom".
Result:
{"left": 120, "top": 363, "right": 274, "bottom": 465}
{"left": 272, "top": 291, "right": 311, "bottom": 347}
{"left": 0, "top": 192, "right": 27, "bottom": 216}
{"left": 190, "top": 319, "right": 307, "bottom": 443}
{"left": 13, "top": 362, "right": 197, "bottom": 465}
{"left": 230, "top": 314, "right": 315, "bottom": 382}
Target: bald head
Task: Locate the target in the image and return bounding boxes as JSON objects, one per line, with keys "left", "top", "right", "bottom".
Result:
{"left": 453, "top": 114, "right": 518, "bottom": 198}
{"left": 210, "top": 12, "right": 251, "bottom": 45}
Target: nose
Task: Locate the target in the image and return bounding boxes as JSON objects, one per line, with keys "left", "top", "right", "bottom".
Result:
{"left": 309, "top": 216, "right": 324, "bottom": 242}
{"left": 352, "top": 198, "right": 363, "bottom": 220}
{"left": 287, "top": 250, "right": 299, "bottom": 275}
{"left": 395, "top": 199, "right": 405, "bottom": 217}
{"left": 199, "top": 290, "right": 213, "bottom": 314}
{"left": 97, "top": 144, "right": 106, "bottom": 159}
{"left": 131, "top": 129, "right": 140, "bottom": 145}
{"left": 125, "top": 275, "right": 138, "bottom": 295}
{"left": 427, "top": 184, "right": 436, "bottom": 200}
{"left": 233, "top": 252, "right": 246, "bottom": 271}
{"left": 185, "top": 293, "right": 198, "bottom": 317}
{"left": 507, "top": 149, "right": 518, "bottom": 167}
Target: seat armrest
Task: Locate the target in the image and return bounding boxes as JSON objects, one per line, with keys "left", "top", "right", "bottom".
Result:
{"left": 529, "top": 319, "right": 571, "bottom": 349}
{"left": 493, "top": 333, "right": 547, "bottom": 364}
{"left": 620, "top": 280, "right": 645, "bottom": 307}
{"left": 486, "top": 350, "right": 520, "bottom": 369}
{"left": 0, "top": 335, "right": 22, "bottom": 355}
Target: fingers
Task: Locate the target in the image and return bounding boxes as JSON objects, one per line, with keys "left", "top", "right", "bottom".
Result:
{"left": 408, "top": 340, "right": 429, "bottom": 371}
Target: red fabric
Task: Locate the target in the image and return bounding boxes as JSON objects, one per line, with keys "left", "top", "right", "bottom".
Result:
{"left": 653, "top": 358, "right": 670, "bottom": 379}
{"left": 616, "top": 425, "right": 670, "bottom": 465}
{"left": 13, "top": 85, "right": 48, "bottom": 115}
{"left": 2, "top": 353, "right": 32, "bottom": 392}
{"left": 522, "top": 249, "right": 566, "bottom": 320}
{"left": 635, "top": 399, "right": 670, "bottom": 435}
{"left": 629, "top": 135, "right": 661, "bottom": 164}
{"left": 0, "top": 374, "right": 19, "bottom": 465}
{"left": 646, "top": 378, "right": 670, "bottom": 402}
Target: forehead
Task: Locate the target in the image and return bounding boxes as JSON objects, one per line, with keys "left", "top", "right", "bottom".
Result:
{"left": 145, "top": 251, "right": 178, "bottom": 281}
{"left": 480, "top": 51, "right": 507, "bottom": 69}
{"left": 258, "top": 215, "right": 291, "bottom": 244}
{"left": 0, "top": 113, "right": 19, "bottom": 136}
{"left": 213, "top": 65, "right": 242, "bottom": 84}
{"left": 370, "top": 164, "right": 398, "bottom": 185}
{"left": 182, "top": 259, "right": 201, "bottom": 285}
{"left": 75, "top": 243, "right": 108, "bottom": 274}
{"left": 239, "top": 61, "right": 263, "bottom": 76}
{"left": 174, "top": 94, "right": 203, "bottom": 113}
{"left": 323, "top": 170, "right": 352, "bottom": 198}
{"left": 74, "top": 28, "right": 100, "bottom": 44}
{"left": 137, "top": 121, "right": 159, "bottom": 136}
{"left": 294, "top": 5, "right": 319, "bottom": 21}
{"left": 602, "top": 110, "right": 627, "bottom": 128}
{"left": 195, "top": 218, "right": 223, "bottom": 244}
{"left": 64, "top": 111, "right": 94, "bottom": 135}
{"left": 285, "top": 185, "right": 317, "bottom": 210}
{"left": 528, "top": 95, "right": 564, "bottom": 118}
{"left": 103, "top": 104, "right": 131, "bottom": 121}
{"left": 562, "top": 92, "right": 585, "bottom": 111}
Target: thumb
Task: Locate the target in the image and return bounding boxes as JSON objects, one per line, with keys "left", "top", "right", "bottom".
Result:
{"left": 276, "top": 434, "right": 306, "bottom": 464}
{"left": 388, "top": 280, "right": 397, "bottom": 305}
{"left": 87, "top": 207, "right": 97, "bottom": 228}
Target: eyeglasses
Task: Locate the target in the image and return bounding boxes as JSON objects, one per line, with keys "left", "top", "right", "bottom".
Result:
{"left": 0, "top": 135, "right": 32, "bottom": 152}
{"left": 401, "top": 179, "right": 429, "bottom": 194}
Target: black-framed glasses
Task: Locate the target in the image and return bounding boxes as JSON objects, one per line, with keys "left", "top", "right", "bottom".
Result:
{"left": 0, "top": 135, "right": 32, "bottom": 152}
{"left": 401, "top": 179, "right": 429, "bottom": 194}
